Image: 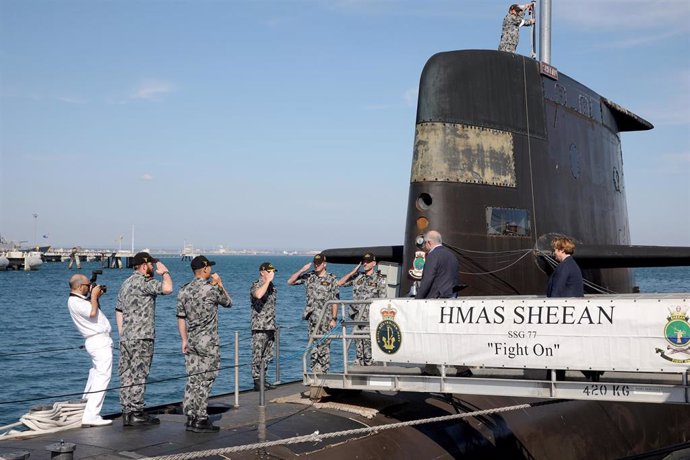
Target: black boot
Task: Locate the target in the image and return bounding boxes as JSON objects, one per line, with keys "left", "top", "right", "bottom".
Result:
{"left": 124, "top": 411, "right": 160, "bottom": 426}
{"left": 188, "top": 416, "right": 219, "bottom": 433}
{"left": 253, "top": 379, "right": 276, "bottom": 391}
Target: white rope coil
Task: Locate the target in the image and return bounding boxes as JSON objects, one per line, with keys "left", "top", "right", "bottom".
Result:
{"left": 0, "top": 400, "right": 85, "bottom": 440}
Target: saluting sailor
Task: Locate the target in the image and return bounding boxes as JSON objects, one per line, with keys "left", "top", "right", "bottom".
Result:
{"left": 338, "top": 253, "right": 387, "bottom": 366}
{"left": 288, "top": 253, "right": 339, "bottom": 373}
{"left": 176, "top": 255, "right": 232, "bottom": 433}
{"left": 116, "top": 251, "right": 173, "bottom": 427}
{"left": 250, "top": 261, "right": 278, "bottom": 391}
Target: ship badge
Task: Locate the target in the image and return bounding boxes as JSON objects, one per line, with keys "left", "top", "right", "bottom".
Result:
{"left": 408, "top": 250, "right": 426, "bottom": 280}
{"left": 376, "top": 304, "right": 402, "bottom": 355}
{"left": 655, "top": 306, "right": 690, "bottom": 364}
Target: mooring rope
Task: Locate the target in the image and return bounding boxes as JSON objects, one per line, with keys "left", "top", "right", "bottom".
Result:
{"left": 0, "top": 400, "right": 86, "bottom": 440}
{"left": 143, "top": 399, "right": 565, "bottom": 460}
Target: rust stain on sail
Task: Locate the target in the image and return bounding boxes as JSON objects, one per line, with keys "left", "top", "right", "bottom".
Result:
{"left": 411, "top": 123, "right": 516, "bottom": 187}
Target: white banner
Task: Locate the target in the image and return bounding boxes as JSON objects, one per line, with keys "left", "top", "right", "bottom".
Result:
{"left": 369, "top": 295, "right": 690, "bottom": 373}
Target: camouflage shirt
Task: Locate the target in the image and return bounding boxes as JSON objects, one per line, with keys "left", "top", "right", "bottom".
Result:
{"left": 116, "top": 272, "right": 164, "bottom": 341}
{"left": 342, "top": 271, "right": 387, "bottom": 301}
{"left": 341, "top": 271, "right": 387, "bottom": 316}
{"left": 250, "top": 280, "right": 277, "bottom": 331}
{"left": 176, "top": 278, "right": 232, "bottom": 340}
{"left": 498, "top": 8, "right": 530, "bottom": 52}
{"left": 294, "top": 271, "right": 339, "bottom": 321}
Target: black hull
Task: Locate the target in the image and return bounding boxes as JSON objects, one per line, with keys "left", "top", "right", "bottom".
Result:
{"left": 402, "top": 50, "right": 642, "bottom": 295}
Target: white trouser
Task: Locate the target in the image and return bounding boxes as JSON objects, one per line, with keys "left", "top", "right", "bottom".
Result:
{"left": 82, "top": 333, "right": 113, "bottom": 422}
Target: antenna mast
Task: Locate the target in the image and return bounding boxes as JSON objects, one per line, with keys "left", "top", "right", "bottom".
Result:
{"left": 538, "top": 0, "right": 552, "bottom": 64}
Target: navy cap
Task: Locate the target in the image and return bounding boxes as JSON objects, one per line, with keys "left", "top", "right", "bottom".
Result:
{"left": 132, "top": 252, "right": 158, "bottom": 266}
{"left": 191, "top": 255, "right": 216, "bottom": 271}
{"left": 259, "top": 262, "right": 277, "bottom": 272}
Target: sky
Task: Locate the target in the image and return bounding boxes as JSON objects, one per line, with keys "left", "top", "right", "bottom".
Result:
{"left": 1, "top": 0, "right": 688, "bottom": 251}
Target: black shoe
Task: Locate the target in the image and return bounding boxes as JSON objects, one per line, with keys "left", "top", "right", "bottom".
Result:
{"left": 124, "top": 411, "right": 160, "bottom": 426}
{"left": 253, "top": 379, "right": 276, "bottom": 391}
{"left": 187, "top": 416, "right": 219, "bottom": 433}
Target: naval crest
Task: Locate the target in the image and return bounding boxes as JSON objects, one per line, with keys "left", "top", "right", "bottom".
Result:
{"left": 375, "top": 304, "right": 402, "bottom": 355}
{"left": 655, "top": 306, "right": 690, "bottom": 364}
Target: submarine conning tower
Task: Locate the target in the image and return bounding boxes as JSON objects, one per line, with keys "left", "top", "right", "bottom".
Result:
{"left": 402, "top": 49, "right": 653, "bottom": 296}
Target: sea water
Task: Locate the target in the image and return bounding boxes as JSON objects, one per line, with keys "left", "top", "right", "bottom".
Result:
{"left": 0, "top": 259, "right": 688, "bottom": 426}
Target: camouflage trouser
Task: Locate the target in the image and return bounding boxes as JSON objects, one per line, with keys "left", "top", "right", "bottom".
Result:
{"left": 498, "top": 37, "right": 518, "bottom": 53}
{"left": 349, "top": 307, "right": 372, "bottom": 366}
{"left": 183, "top": 340, "right": 220, "bottom": 418}
{"left": 307, "top": 312, "right": 331, "bottom": 373}
{"left": 251, "top": 330, "right": 275, "bottom": 380}
{"left": 119, "top": 339, "right": 154, "bottom": 412}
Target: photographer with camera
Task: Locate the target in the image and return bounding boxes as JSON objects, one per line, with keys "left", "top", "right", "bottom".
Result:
{"left": 498, "top": 2, "right": 535, "bottom": 53}
{"left": 67, "top": 272, "right": 113, "bottom": 427}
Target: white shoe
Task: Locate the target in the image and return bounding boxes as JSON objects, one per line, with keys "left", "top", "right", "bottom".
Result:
{"left": 82, "top": 417, "right": 113, "bottom": 427}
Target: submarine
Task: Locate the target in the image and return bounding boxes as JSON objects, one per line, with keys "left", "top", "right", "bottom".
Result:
{"left": 323, "top": 14, "right": 690, "bottom": 296}
{"left": 3, "top": 2, "right": 690, "bottom": 458}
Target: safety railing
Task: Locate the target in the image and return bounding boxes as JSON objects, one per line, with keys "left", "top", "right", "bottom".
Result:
{"left": 301, "top": 299, "right": 690, "bottom": 404}
{"left": 302, "top": 300, "right": 373, "bottom": 378}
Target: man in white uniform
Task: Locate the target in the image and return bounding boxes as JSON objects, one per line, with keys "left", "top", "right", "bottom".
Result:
{"left": 67, "top": 273, "right": 113, "bottom": 427}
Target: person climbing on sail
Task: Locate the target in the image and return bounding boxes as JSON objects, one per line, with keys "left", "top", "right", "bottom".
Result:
{"left": 498, "top": 3, "right": 535, "bottom": 53}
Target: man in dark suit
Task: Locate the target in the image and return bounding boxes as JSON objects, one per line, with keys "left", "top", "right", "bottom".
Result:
{"left": 415, "top": 230, "right": 460, "bottom": 299}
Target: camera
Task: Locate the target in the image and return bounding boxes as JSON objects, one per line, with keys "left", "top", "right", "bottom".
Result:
{"left": 90, "top": 270, "right": 107, "bottom": 294}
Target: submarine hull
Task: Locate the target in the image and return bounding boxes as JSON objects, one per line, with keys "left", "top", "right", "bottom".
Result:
{"left": 403, "top": 50, "right": 638, "bottom": 296}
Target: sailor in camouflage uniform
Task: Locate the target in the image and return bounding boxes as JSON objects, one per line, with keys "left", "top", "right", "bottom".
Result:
{"left": 176, "top": 255, "right": 232, "bottom": 433}
{"left": 338, "top": 253, "right": 387, "bottom": 366}
{"left": 287, "top": 254, "right": 339, "bottom": 373}
{"left": 498, "top": 3, "right": 535, "bottom": 53}
{"left": 116, "top": 251, "right": 173, "bottom": 426}
{"left": 250, "top": 262, "right": 278, "bottom": 391}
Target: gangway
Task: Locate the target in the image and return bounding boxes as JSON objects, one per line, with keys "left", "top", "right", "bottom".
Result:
{"left": 303, "top": 296, "right": 690, "bottom": 404}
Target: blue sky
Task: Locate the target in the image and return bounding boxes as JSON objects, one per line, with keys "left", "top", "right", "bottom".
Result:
{"left": 1, "top": 0, "right": 688, "bottom": 251}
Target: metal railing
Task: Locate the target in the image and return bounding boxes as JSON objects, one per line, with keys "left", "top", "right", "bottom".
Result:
{"left": 302, "top": 300, "right": 373, "bottom": 378}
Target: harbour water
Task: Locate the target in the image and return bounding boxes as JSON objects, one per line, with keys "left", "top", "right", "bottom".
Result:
{"left": 0, "top": 258, "right": 688, "bottom": 426}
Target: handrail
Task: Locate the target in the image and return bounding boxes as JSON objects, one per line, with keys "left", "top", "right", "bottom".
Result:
{"left": 302, "top": 300, "right": 375, "bottom": 377}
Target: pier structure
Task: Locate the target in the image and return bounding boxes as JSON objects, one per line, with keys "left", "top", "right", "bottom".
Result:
{"left": 0, "top": 251, "right": 43, "bottom": 271}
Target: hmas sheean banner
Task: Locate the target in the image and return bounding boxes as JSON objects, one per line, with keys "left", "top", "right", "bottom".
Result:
{"left": 370, "top": 296, "right": 690, "bottom": 372}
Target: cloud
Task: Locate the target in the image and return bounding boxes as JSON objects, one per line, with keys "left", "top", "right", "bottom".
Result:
{"left": 141, "top": 173, "right": 154, "bottom": 181}
{"left": 403, "top": 87, "right": 418, "bottom": 107}
{"left": 599, "top": 28, "right": 687, "bottom": 49}
{"left": 130, "top": 79, "right": 176, "bottom": 101}
{"left": 557, "top": 0, "right": 690, "bottom": 30}
{"left": 661, "top": 151, "right": 690, "bottom": 164}
{"left": 56, "top": 95, "right": 87, "bottom": 104}
{"left": 641, "top": 71, "right": 690, "bottom": 126}
{"left": 365, "top": 104, "right": 392, "bottom": 111}
{"left": 321, "top": 0, "right": 396, "bottom": 14}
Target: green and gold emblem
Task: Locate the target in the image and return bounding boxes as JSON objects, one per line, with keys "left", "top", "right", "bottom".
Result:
{"left": 656, "top": 306, "right": 690, "bottom": 364}
{"left": 376, "top": 305, "right": 402, "bottom": 355}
